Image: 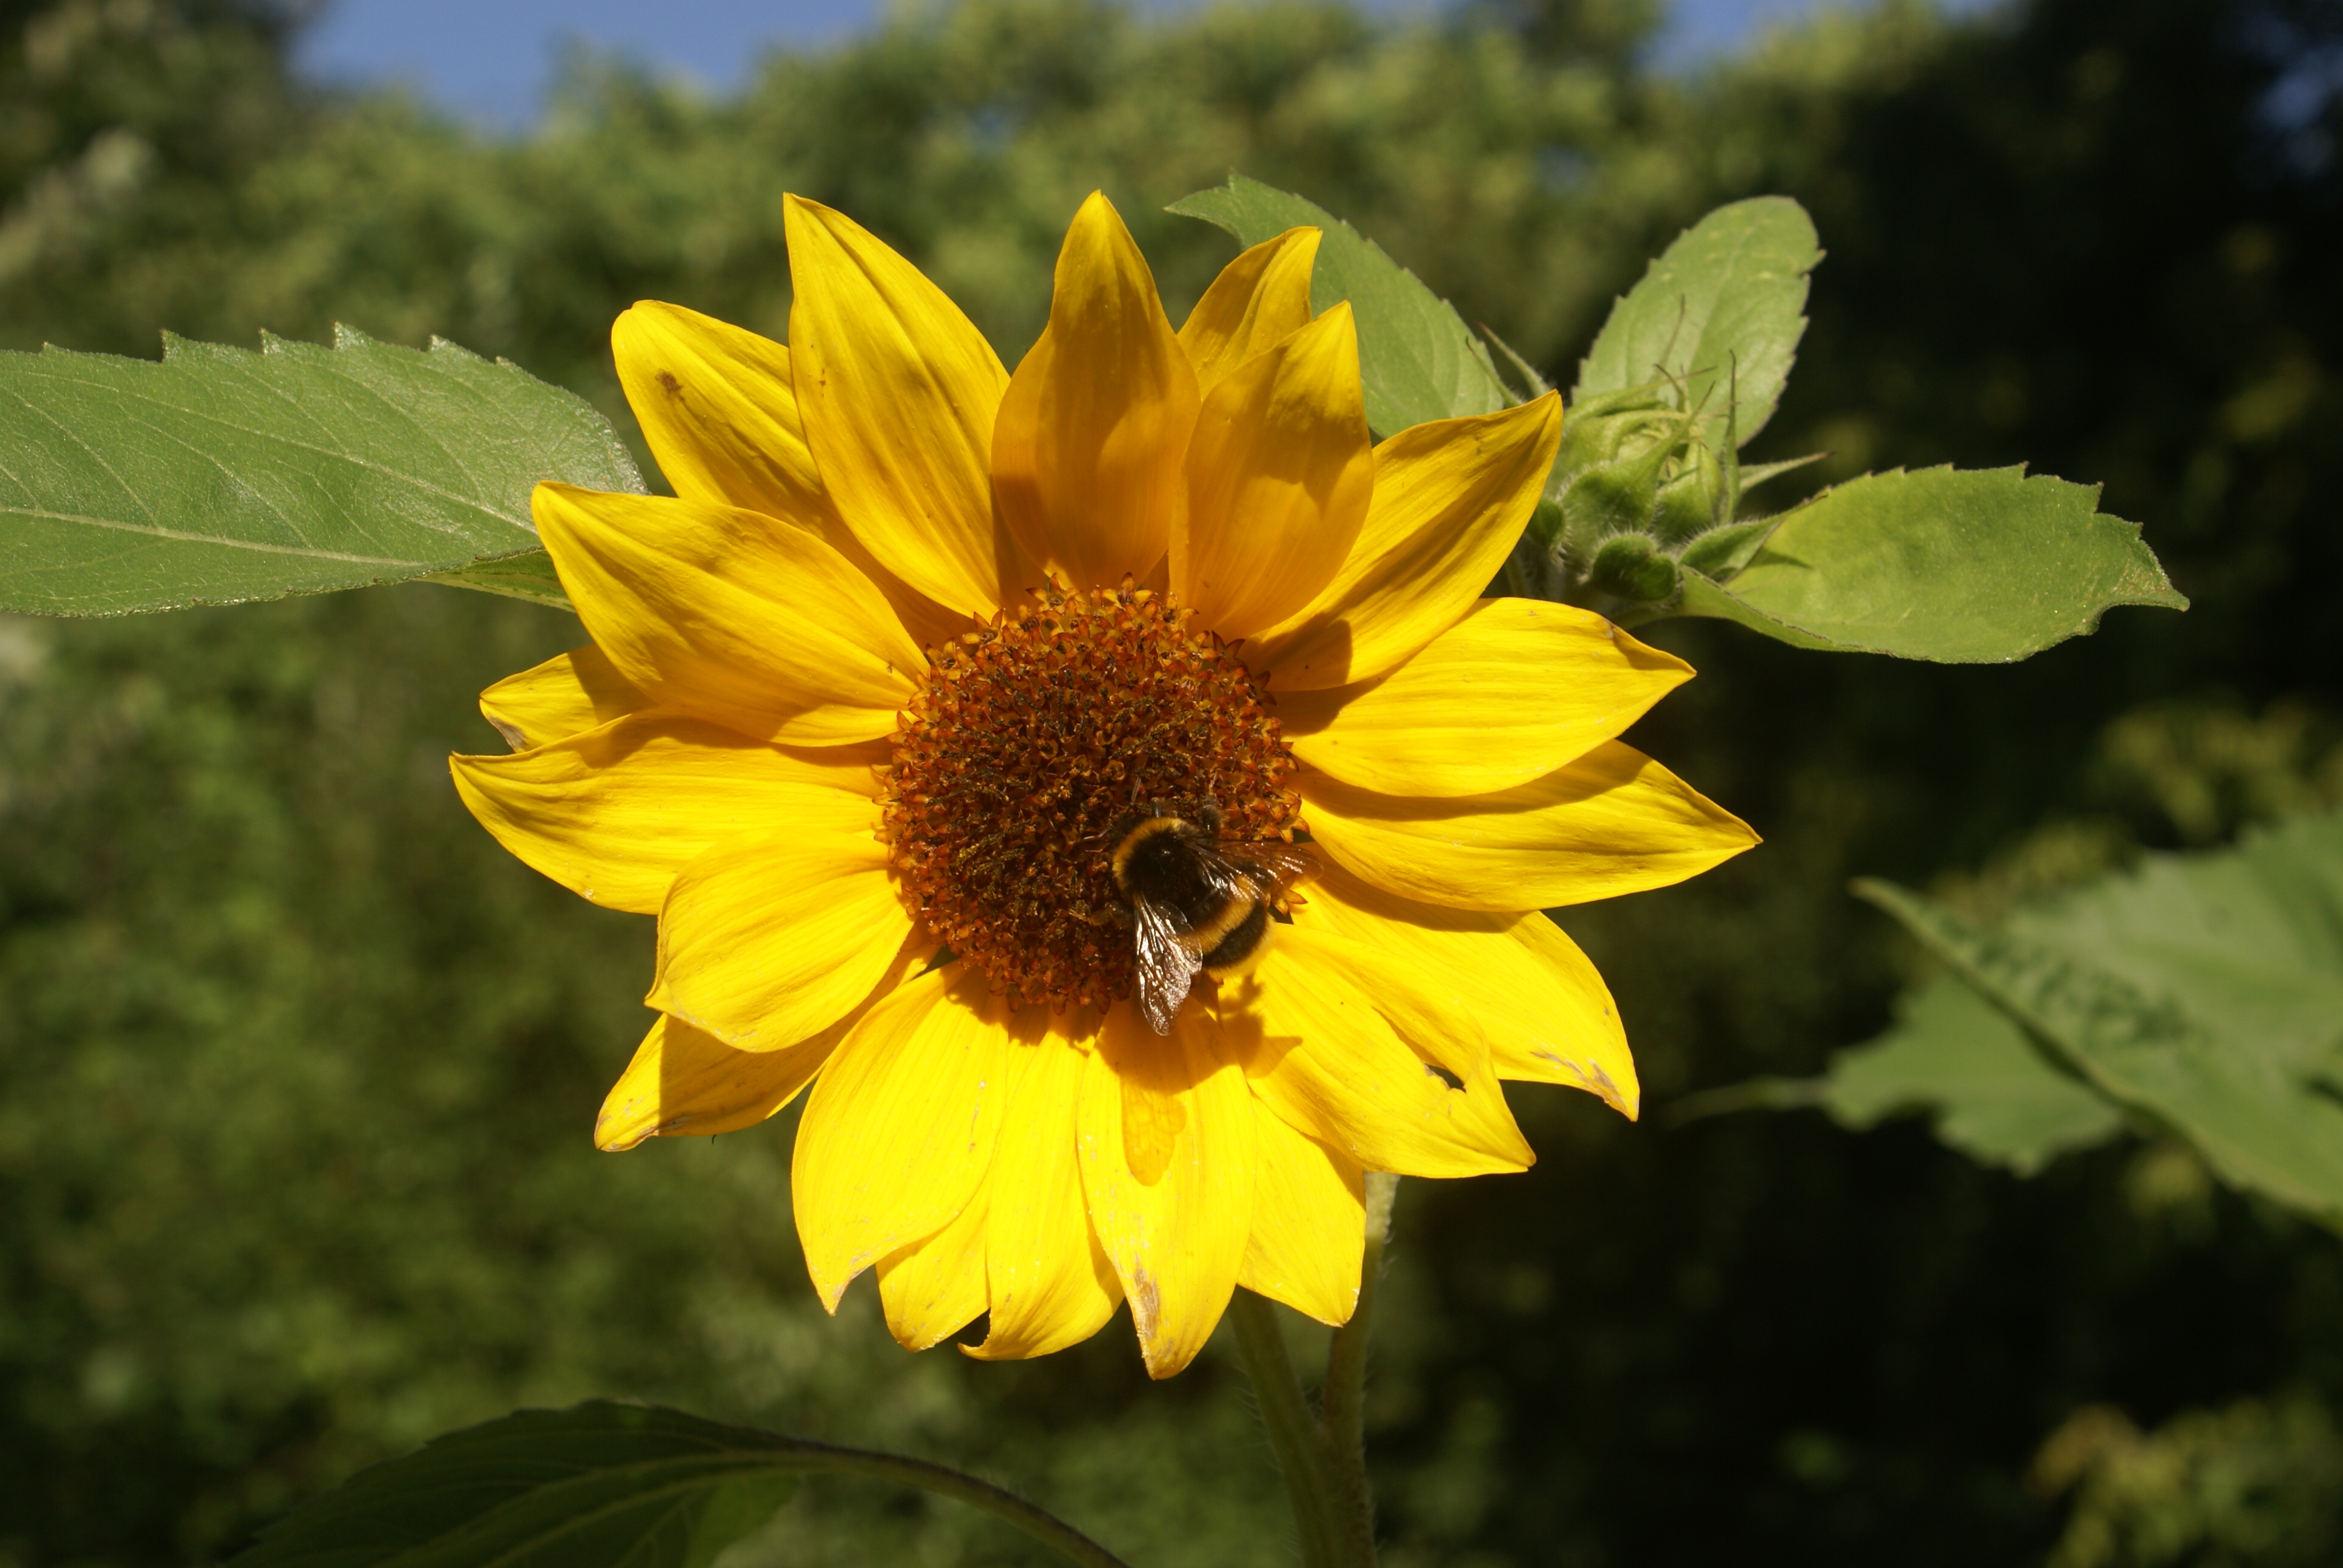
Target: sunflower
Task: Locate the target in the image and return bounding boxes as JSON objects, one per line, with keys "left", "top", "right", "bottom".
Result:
{"left": 451, "top": 191, "right": 1754, "bottom": 1378}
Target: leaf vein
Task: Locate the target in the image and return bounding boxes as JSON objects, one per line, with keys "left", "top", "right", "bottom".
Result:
{"left": 0, "top": 504, "right": 428, "bottom": 566}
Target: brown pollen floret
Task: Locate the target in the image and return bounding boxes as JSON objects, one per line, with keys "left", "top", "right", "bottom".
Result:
{"left": 880, "top": 583, "right": 1302, "bottom": 1011}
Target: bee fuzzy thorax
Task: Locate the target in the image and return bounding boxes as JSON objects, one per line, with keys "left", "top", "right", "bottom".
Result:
{"left": 1106, "top": 812, "right": 1198, "bottom": 890}
{"left": 1110, "top": 815, "right": 1259, "bottom": 952}
{"left": 1106, "top": 804, "right": 1317, "bottom": 1033}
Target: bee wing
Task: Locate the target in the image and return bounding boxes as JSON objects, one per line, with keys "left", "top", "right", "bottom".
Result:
{"left": 1211, "top": 840, "right": 1322, "bottom": 898}
{"left": 1132, "top": 896, "right": 1202, "bottom": 1036}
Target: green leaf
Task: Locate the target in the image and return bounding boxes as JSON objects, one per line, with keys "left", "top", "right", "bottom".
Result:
{"left": 0, "top": 327, "right": 635, "bottom": 617}
{"left": 1573, "top": 196, "right": 1820, "bottom": 451}
{"left": 2004, "top": 812, "right": 2343, "bottom": 1068}
{"left": 1820, "top": 975, "right": 2126, "bottom": 1175}
{"left": 232, "top": 1401, "right": 1133, "bottom": 1568}
{"left": 1674, "top": 515, "right": 1778, "bottom": 580}
{"left": 429, "top": 549, "right": 573, "bottom": 610}
{"left": 1167, "top": 174, "right": 1511, "bottom": 434}
{"left": 1676, "top": 466, "right": 2186, "bottom": 662}
{"left": 1732, "top": 452, "right": 1827, "bottom": 494}
{"left": 1854, "top": 809, "right": 2343, "bottom": 1226}
{"left": 1481, "top": 324, "right": 1553, "bottom": 399}
{"left": 1584, "top": 531, "right": 1680, "bottom": 603}
{"left": 1664, "top": 566, "right": 1832, "bottom": 647}
{"left": 233, "top": 1403, "right": 799, "bottom": 1568}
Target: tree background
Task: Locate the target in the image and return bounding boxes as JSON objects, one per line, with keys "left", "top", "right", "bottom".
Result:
{"left": 1, "top": 0, "right": 2339, "bottom": 1562}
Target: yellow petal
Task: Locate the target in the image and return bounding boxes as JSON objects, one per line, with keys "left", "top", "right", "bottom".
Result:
{"left": 1280, "top": 598, "right": 1692, "bottom": 797}
{"left": 1237, "top": 1109, "right": 1363, "bottom": 1327}
{"left": 793, "top": 965, "right": 1012, "bottom": 1311}
{"left": 1078, "top": 1004, "right": 1254, "bottom": 1379}
{"left": 1250, "top": 394, "right": 1562, "bottom": 691}
{"left": 534, "top": 483, "right": 921, "bottom": 747}
{"left": 877, "top": 1185, "right": 992, "bottom": 1351}
{"left": 1178, "top": 227, "right": 1321, "bottom": 396}
{"left": 613, "top": 300, "right": 829, "bottom": 518}
{"left": 647, "top": 825, "right": 913, "bottom": 1051}
{"left": 477, "top": 644, "right": 646, "bottom": 752}
{"left": 965, "top": 1031, "right": 1124, "bottom": 1361}
{"left": 1175, "top": 304, "right": 1374, "bottom": 640}
{"left": 1504, "top": 913, "right": 1640, "bottom": 1115}
{"left": 451, "top": 715, "right": 880, "bottom": 915}
{"left": 1299, "top": 740, "right": 1758, "bottom": 913}
{"left": 593, "top": 1014, "right": 823, "bottom": 1152}
{"left": 1273, "top": 923, "right": 1487, "bottom": 1082}
{"left": 1291, "top": 863, "right": 1639, "bottom": 1118}
{"left": 783, "top": 194, "right": 1015, "bottom": 621}
{"left": 595, "top": 933, "right": 932, "bottom": 1151}
{"left": 612, "top": 300, "right": 965, "bottom": 652}
{"left": 1221, "top": 943, "right": 1533, "bottom": 1178}
{"left": 994, "top": 192, "right": 1199, "bottom": 592}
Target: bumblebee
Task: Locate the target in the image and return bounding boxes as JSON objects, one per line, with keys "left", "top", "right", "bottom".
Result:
{"left": 1107, "top": 800, "right": 1318, "bottom": 1034}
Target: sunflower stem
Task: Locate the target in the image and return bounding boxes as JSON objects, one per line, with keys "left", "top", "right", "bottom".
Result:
{"left": 1320, "top": 1171, "right": 1398, "bottom": 1567}
{"left": 1229, "top": 1287, "right": 1345, "bottom": 1568}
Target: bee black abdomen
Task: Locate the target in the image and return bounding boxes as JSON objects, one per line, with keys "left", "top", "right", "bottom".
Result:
{"left": 1112, "top": 811, "right": 1298, "bottom": 1013}
{"left": 1199, "top": 899, "right": 1271, "bottom": 976}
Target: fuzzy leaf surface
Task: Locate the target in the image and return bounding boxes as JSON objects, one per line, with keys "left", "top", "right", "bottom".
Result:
{"left": 1573, "top": 196, "right": 1820, "bottom": 450}
{"left": 1168, "top": 174, "right": 1511, "bottom": 434}
{"left": 0, "top": 328, "right": 631, "bottom": 616}
{"left": 1677, "top": 466, "right": 2184, "bottom": 661}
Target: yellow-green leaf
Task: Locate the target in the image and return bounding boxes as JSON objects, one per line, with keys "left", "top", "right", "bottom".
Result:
{"left": 1679, "top": 466, "right": 2185, "bottom": 662}
{"left": 1853, "top": 809, "right": 2343, "bottom": 1224}
{"left": 1821, "top": 975, "right": 2126, "bottom": 1175}
{"left": 0, "top": 327, "right": 629, "bottom": 617}
{"left": 1574, "top": 196, "right": 1820, "bottom": 452}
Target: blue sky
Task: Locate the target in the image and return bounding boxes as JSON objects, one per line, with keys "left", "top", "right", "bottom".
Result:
{"left": 295, "top": 0, "right": 1999, "bottom": 126}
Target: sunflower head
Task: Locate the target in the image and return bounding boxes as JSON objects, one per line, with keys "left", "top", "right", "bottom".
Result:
{"left": 450, "top": 189, "right": 1755, "bottom": 1377}
{"left": 880, "top": 581, "right": 1303, "bottom": 1014}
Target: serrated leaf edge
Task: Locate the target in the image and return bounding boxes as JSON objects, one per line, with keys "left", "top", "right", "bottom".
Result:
{"left": 1679, "top": 465, "right": 2189, "bottom": 660}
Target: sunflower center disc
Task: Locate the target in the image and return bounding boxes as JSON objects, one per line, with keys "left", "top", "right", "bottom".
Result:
{"left": 881, "top": 585, "right": 1302, "bottom": 1012}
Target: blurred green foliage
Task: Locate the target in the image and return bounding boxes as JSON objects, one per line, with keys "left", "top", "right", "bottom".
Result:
{"left": 2, "top": 0, "right": 2340, "bottom": 1564}
{"left": 2032, "top": 1396, "right": 2343, "bottom": 1567}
